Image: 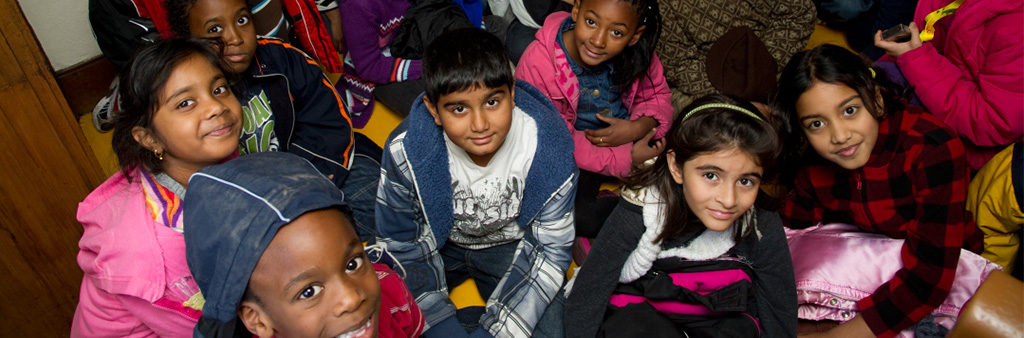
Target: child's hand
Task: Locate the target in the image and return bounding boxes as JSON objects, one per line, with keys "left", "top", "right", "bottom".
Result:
{"left": 324, "top": 9, "right": 344, "bottom": 52}
{"left": 631, "top": 128, "right": 664, "bottom": 165}
{"left": 586, "top": 115, "right": 657, "bottom": 147}
{"left": 874, "top": 22, "right": 923, "bottom": 58}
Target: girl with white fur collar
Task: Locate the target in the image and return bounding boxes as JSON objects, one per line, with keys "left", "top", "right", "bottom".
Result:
{"left": 564, "top": 94, "right": 797, "bottom": 338}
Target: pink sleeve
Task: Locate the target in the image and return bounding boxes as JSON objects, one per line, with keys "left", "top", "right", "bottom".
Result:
{"left": 71, "top": 279, "right": 197, "bottom": 338}
{"left": 626, "top": 53, "right": 674, "bottom": 141}
{"left": 573, "top": 135, "right": 634, "bottom": 177}
{"left": 897, "top": 14, "right": 1024, "bottom": 148}
{"left": 120, "top": 295, "right": 200, "bottom": 338}
{"left": 514, "top": 40, "right": 561, "bottom": 103}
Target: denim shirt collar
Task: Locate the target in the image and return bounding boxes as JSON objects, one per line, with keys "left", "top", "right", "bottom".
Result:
{"left": 556, "top": 16, "right": 614, "bottom": 76}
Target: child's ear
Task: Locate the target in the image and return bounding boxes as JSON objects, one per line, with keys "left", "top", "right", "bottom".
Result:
{"left": 628, "top": 25, "right": 646, "bottom": 47}
{"left": 873, "top": 86, "right": 885, "bottom": 117}
{"left": 238, "top": 302, "right": 274, "bottom": 338}
{"left": 424, "top": 96, "right": 442, "bottom": 126}
{"left": 571, "top": 0, "right": 581, "bottom": 21}
{"left": 132, "top": 126, "right": 162, "bottom": 153}
{"left": 666, "top": 150, "right": 684, "bottom": 185}
{"left": 509, "top": 82, "right": 516, "bottom": 107}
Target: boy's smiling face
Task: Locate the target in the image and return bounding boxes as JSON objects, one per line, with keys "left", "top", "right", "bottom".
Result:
{"left": 188, "top": 0, "right": 257, "bottom": 74}
{"left": 425, "top": 84, "right": 515, "bottom": 167}
{"left": 239, "top": 209, "right": 381, "bottom": 338}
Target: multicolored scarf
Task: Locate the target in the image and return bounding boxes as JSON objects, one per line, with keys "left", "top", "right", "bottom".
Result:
{"left": 140, "top": 170, "right": 184, "bottom": 232}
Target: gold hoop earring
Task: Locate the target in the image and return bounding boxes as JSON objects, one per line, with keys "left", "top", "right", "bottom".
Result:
{"left": 154, "top": 149, "right": 164, "bottom": 161}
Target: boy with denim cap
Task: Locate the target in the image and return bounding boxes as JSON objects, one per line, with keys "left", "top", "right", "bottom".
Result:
{"left": 375, "top": 28, "right": 577, "bottom": 338}
{"left": 184, "top": 152, "right": 423, "bottom": 338}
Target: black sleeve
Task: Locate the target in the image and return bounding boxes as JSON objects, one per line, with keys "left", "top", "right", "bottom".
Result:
{"left": 751, "top": 210, "right": 798, "bottom": 338}
{"left": 519, "top": 0, "right": 572, "bottom": 23}
{"left": 89, "top": 0, "right": 160, "bottom": 71}
{"left": 565, "top": 199, "right": 647, "bottom": 338}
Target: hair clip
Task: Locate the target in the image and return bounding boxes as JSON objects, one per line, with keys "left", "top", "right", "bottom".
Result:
{"left": 869, "top": 68, "right": 876, "bottom": 79}
{"left": 681, "top": 103, "right": 762, "bottom": 122}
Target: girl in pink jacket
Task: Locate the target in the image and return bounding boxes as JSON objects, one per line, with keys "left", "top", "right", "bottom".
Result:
{"left": 71, "top": 39, "right": 244, "bottom": 337}
{"left": 515, "top": 0, "right": 672, "bottom": 236}
{"left": 874, "top": 0, "right": 1023, "bottom": 171}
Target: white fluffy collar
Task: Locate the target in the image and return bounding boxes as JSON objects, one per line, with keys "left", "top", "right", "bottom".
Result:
{"left": 618, "top": 187, "right": 739, "bottom": 283}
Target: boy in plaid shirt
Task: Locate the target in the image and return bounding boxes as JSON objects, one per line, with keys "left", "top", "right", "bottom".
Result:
{"left": 773, "top": 45, "right": 982, "bottom": 337}
{"left": 375, "top": 28, "right": 576, "bottom": 338}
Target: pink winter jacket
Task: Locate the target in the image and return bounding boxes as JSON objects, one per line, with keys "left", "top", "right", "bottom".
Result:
{"left": 895, "top": 0, "right": 1023, "bottom": 170}
{"left": 71, "top": 169, "right": 201, "bottom": 338}
{"left": 515, "top": 11, "right": 673, "bottom": 178}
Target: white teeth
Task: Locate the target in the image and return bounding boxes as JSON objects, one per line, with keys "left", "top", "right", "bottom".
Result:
{"left": 335, "top": 318, "right": 371, "bottom": 338}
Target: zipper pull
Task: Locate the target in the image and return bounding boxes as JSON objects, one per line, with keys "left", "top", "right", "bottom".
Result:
{"left": 856, "top": 174, "right": 862, "bottom": 191}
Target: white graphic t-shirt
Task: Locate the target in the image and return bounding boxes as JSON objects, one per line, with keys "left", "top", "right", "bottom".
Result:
{"left": 445, "top": 107, "right": 537, "bottom": 249}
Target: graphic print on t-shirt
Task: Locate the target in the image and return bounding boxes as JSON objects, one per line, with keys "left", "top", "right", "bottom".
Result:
{"left": 239, "top": 90, "right": 280, "bottom": 155}
{"left": 449, "top": 177, "right": 523, "bottom": 245}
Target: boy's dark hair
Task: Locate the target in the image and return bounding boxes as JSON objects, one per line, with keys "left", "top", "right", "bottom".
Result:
{"left": 164, "top": 0, "right": 201, "bottom": 38}
{"left": 578, "top": 0, "right": 662, "bottom": 87}
{"left": 421, "top": 28, "right": 514, "bottom": 105}
{"left": 627, "top": 94, "right": 780, "bottom": 244}
{"left": 112, "top": 38, "right": 233, "bottom": 180}
{"left": 771, "top": 44, "right": 909, "bottom": 187}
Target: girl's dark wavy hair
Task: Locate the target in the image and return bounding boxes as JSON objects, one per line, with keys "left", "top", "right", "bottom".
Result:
{"left": 771, "top": 44, "right": 910, "bottom": 187}
{"left": 626, "top": 94, "right": 781, "bottom": 244}
{"left": 111, "top": 38, "right": 233, "bottom": 181}
{"left": 165, "top": 0, "right": 200, "bottom": 38}
{"left": 578, "top": 0, "right": 661, "bottom": 87}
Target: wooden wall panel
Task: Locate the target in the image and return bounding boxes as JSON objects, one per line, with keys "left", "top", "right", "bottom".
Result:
{"left": 56, "top": 56, "right": 116, "bottom": 117}
{"left": 0, "top": 0, "right": 106, "bottom": 336}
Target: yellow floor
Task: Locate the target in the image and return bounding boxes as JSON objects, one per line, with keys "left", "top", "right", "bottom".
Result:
{"left": 805, "top": 23, "right": 853, "bottom": 51}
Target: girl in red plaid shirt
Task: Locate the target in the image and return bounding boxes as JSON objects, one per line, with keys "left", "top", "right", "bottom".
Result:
{"left": 772, "top": 44, "right": 984, "bottom": 338}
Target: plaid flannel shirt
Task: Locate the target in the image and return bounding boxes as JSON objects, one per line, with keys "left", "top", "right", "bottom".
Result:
{"left": 375, "top": 82, "right": 576, "bottom": 338}
{"left": 781, "top": 107, "right": 982, "bottom": 337}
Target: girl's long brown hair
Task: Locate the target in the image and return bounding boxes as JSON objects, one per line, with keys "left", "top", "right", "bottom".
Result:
{"left": 626, "top": 94, "right": 781, "bottom": 244}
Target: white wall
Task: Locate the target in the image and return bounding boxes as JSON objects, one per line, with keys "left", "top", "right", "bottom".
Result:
{"left": 19, "top": 0, "right": 103, "bottom": 71}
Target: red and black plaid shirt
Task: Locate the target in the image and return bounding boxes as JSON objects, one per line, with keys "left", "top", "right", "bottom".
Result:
{"left": 781, "top": 107, "right": 982, "bottom": 337}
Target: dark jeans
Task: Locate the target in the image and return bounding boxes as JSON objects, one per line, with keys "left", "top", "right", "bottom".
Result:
{"left": 375, "top": 79, "right": 424, "bottom": 117}
{"left": 574, "top": 170, "right": 619, "bottom": 238}
{"left": 442, "top": 240, "right": 568, "bottom": 335}
{"left": 441, "top": 240, "right": 519, "bottom": 331}
{"left": 483, "top": 15, "right": 509, "bottom": 44}
{"left": 533, "top": 289, "right": 567, "bottom": 338}
{"left": 506, "top": 19, "right": 539, "bottom": 65}
{"left": 815, "top": 0, "right": 917, "bottom": 59}
{"left": 341, "top": 133, "right": 383, "bottom": 242}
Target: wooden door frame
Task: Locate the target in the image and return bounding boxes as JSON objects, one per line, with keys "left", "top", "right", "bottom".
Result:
{"left": 0, "top": 0, "right": 106, "bottom": 336}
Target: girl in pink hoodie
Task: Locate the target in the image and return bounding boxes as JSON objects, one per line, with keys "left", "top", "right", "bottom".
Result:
{"left": 71, "top": 38, "right": 244, "bottom": 337}
{"left": 873, "top": 0, "right": 1023, "bottom": 171}
{"left": 515, "top": 0, "right": 672, "bottom": 236}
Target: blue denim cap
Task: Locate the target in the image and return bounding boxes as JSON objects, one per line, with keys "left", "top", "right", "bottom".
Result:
{"left": 183, "top": 152, "right": 347, "bottom": 338}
